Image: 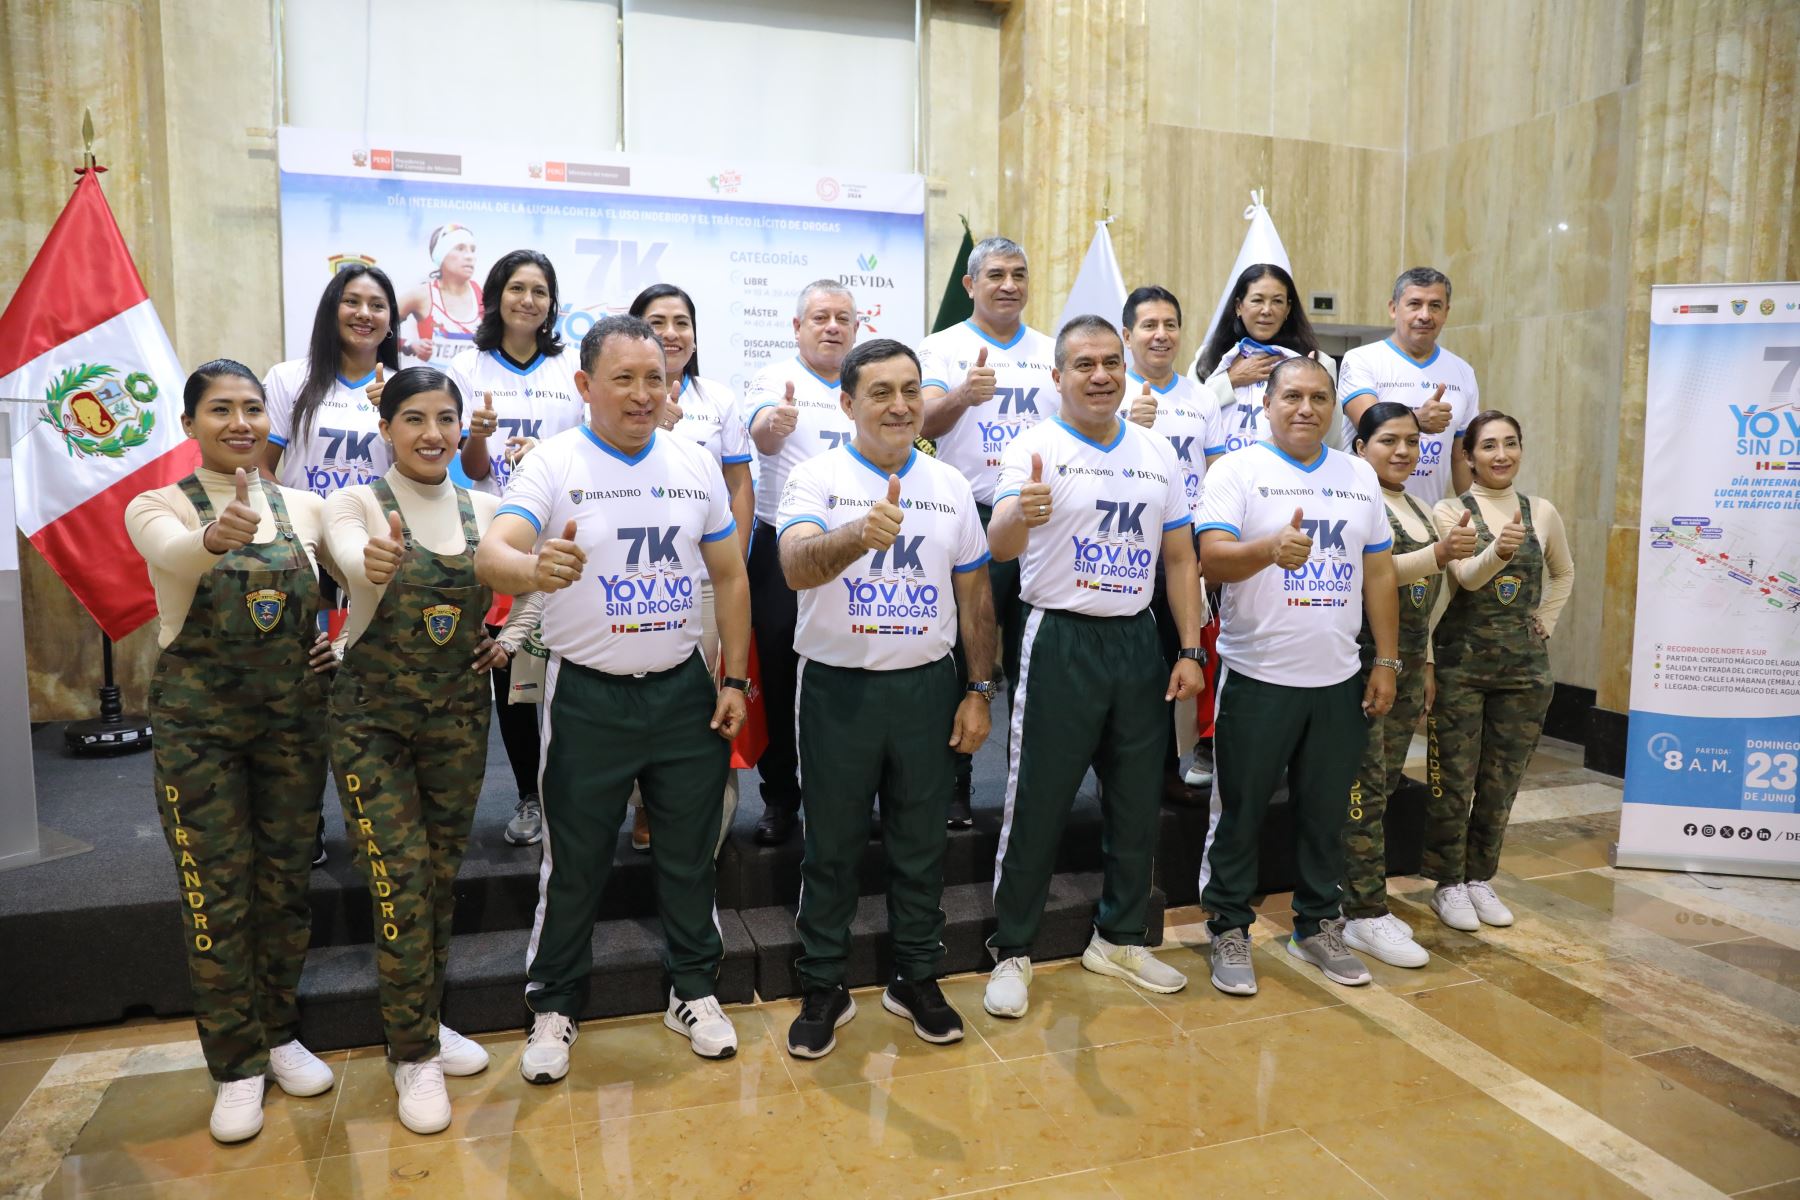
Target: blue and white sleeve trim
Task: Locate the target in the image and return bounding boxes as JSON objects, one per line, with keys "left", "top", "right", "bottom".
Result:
{"left": 1365, "top": 536, "right": 1393, "bottom": 553}
{"left": 496, "top": 503, "right": 542, "bottom": 533}
{"left": 1162, "top": 514, "right": 1194, "bottom": 531}
{"left": 1340, "top": 387, "right": 1377, "bottom": 409}
{"left": 721, "top": 453, "right": 753, "bottom": 465}
{"left": 1195, "top": 520, "right": 1241, "bottom": 538}
{"left": 700, "top": 518, "right": 739, "bottom": 544}
{"left": 776, "top": 515, "right": 827, "bottom": 535}
{"left": 953, "top": 552, "right": 992, "bottom": 573}
{"left": 994, "top": 488, "right": 1022, "bottom": 502}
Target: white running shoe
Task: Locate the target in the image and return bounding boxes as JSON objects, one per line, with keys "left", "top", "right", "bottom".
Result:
{"left": 520, "top": 1012, "right": 577, "bottom": 1084}
{"left": 393, "top": 1059, "right": 452, "bottom": 1135}
{"left": 1343, "top": 913, "right": 1430, "bottom": 968}
{"left": 1183, "top": 758, "right": 1213, "bottom": 788}
{"left": 983, "top": 956, "right": 1032, "bottom": 1018}
{"left": 1081, "top": 933, "right": 1188, "bottom": 993}
{"left": 266, "top": 1040, "right": 334, "bottom": 1097}
{"left": 436, "top": 1025, "right": 490, "bottom": 1077}
{"left": 1431, "top": 883, "right": 1481, "bottom": 932}
{"left": 664, "top": 993, "right": 738, "bottom": 1059}
{"left": 1465, "top": 879, "right": 1515, "bottom": 927}
{"left": 208, "top": 1076, "right": 266, "bottom": 1143}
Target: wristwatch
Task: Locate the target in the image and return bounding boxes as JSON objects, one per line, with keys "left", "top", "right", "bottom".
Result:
{"left": 1373, "top": 657, "right": 1403, "bottom": 674}
{"left": 1176, "top": 647, "right": 1206, "bottom": 664}
{"left": 966, "top": 681, "right": 998, "bottom": 701}
{"left": 720, "top": 676, "right": 752, "bottom": 693}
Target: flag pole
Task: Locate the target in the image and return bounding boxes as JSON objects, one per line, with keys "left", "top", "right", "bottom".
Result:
{"left": 61, "top": 112, "right": 151, "bottom": 757}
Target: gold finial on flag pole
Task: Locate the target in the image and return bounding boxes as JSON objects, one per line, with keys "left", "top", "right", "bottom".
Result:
{"left": 1102, "top": 177, "right": 1113, "bottom": 224}
{"left": 77, "top": 108, "right": 104, "bottom": 176}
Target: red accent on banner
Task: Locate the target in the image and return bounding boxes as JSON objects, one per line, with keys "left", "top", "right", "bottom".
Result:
{"left": 371, "top": 149, "right": 393, "bottom": 171}
{"left": 0, "top": 174, "right": 150, "bottom": 378}
{"left": 27, "top": 440, "right": 202, "bottom": 640}
{"left": 728, "top": 636, "right": 769, "bottom": 770}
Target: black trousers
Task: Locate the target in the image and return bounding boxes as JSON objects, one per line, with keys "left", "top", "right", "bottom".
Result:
{"left": 748, "top": 521, "right": 802, "bottom": 812}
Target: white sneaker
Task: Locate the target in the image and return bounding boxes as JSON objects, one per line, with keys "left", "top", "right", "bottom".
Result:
{"left": 1465, "top": 879, "right": 1515, "bottom": 927}
{"left": 664, "top": 993, "right": 738, "bottom": 1059}
{"left": 1343, "top": 913, "right": 1430, "bottom": 968}
{"left": 266, "top": 1040, "right": 334, "bottom": 1097}
{"left": 436, "top": 1025, "right": 489, "bottom": 1077}
{"left": 393, "top": 1059, "right": 452, "bottom": 1135}
{"left": 1081, "top": 933, "right": 1188, "bottom": 993}
{"left": 1431, "top": 883, "right": 1481, "bottom": 932}
{"left": 208, "top": 1076, "right": 265, "bottom": 1143}
{"left": 520, "top": 1012, "right": 577, "bottom": 1084}
{"left": 1183, "top": 758, "right": 1213, "bottom": 788}
{"left": 984, "top": 956, "right": 1032, "bottom": 1018}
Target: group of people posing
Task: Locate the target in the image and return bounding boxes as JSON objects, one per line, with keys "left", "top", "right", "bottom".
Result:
{"left": 126, "top": 237, "right": 1573, "bottom": 1144}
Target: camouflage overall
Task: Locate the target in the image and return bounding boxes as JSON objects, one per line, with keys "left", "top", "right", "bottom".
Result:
{"left": 1343, "top": 492, "right": 1439, "bottom": 918}
{"left": 1424, "top": 494, "right": 1554, "bottom": 884}
{"left": 329, "top": 478, "right": 492, "bottom": 1063}
{"left": 150, "top": 475, "right": 326, "bottom": 1082}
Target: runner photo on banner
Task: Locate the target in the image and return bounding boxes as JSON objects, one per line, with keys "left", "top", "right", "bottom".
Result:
{"left": 1619, "top": 282, "right": 1800, "bottom": 878}
{"left": 276, "top": 128, "right": 925, "bottom": 395}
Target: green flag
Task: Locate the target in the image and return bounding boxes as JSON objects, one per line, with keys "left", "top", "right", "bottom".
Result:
{"left": 932, "top": 216, "right": 975, "bottom": 333}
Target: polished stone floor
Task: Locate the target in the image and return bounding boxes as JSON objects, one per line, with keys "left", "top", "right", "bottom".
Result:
{"left": 5, "top": 740, "right": 1798, "bottom": 1198}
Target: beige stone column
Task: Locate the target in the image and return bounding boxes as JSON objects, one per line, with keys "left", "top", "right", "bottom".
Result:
{"left": 1596, "top": 0, "right": 1800, "bottom": 717}
{"left": 997, "top": 0, "right": 1149, "bottom": 332}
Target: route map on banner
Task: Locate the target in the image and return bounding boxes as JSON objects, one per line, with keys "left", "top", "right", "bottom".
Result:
{"left": 275, "top": 128, "right": 925, "bottom": 395}
{"left": 1619, "top": 281, "right": 1800, "bottom": 878}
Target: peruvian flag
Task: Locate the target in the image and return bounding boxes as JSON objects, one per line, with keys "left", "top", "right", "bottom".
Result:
{"left": 0, "top": 171, "right": 199, "bottom": 640}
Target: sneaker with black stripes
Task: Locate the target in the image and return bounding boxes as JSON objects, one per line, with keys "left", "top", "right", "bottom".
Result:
{"left": 787, "top": 984, "right": 855, "bottom": 1059}
{"left": 663, "top": 991, "right": 738, "bottom": 1059}
{"left": 881, "top": 976, "right": 964, "bottom": 1044}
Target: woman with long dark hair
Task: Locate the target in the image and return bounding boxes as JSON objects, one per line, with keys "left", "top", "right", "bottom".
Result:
{"left": 622, "top": 283, "right": 754, "bottom": 853}
{"left": 1341, "top": 401, "right": 1475, "bottom": 968}
{"left": 324, "top": 366, "right": 537, "bottom": 1132}
{"left": 449, "top": 249, "right": 586, "bottom": 849}
{"left": 1194, "top": 263, "right": 1343, "bottom": 458}
{"left": 1425, "top": 410, "right": 1574, "bottom": 933}
{"left": 126, "top": 360, "right": 341, "bottom": 1143}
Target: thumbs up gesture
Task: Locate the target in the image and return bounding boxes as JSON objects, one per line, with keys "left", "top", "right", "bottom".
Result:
{"left": 661, "top": 380, "right": 685, "bottom": 432}
{"left": 1417, "top": 383, "right": 1452, "bottom": 434}
{"left": 535, "top": 519, "right": 587, "bottom": 591}
{"left": 963, "top": 346, "right": 996, "bottom": 407}
{"left": 1019, "top": 453, "right": 1053, "bottom": 528}
{"left": 1437, "top": 508, "right": 1478, "bottom": 565}
{"left": 366, "top": 362, "right": 387, "bottom": 407}
{"left": 762, "top": 380, "right": 799, "bottom": 442}
{"left": 469, "top": 391, "right": 499, "bottom": 441}
{"left": 1495, "top": 508, "right": 1527, "bottom": 561}
{"left": 862, "top": 474, "right": 905, "bottom": 551}
{"left": 1271, "top": 507, "right": 1312, "bottom": 570}
{"left": 204, "top": 467, "right": 261, "bottom": 554}
{"left": 364, "top": 509, "right": 406, "bottom": 585}
{"left": 1128, "top": 378, "right": 1157, "bottom": 428}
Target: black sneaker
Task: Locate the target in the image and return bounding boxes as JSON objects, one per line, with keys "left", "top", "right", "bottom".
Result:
{"left": 755, "top": 805, "right": 798, "bottom": 846}
{"left": 312, "top": 817, "right": 327, "bottom": 867}
{"left": 787, "top": 985, "right": 855, "bottom": 1059}
{"left": 881, "top": 976, "right": 964, "bottom": 1044}
{"left": 947, "top": 777, "right": 973, "bottom": 829}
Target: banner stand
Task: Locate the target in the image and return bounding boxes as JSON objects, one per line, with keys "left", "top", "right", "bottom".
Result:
{"left": 0, "top": 404, "right": 91, "bottom": 873}
{"left": 1616, "top": 282, "right": 1800, "bottom": 879}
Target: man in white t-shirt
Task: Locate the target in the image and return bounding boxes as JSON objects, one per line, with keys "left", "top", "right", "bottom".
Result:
{"left": 981, "top": 315, "right": 1203, "bottom": 1019}
{"left": 774, "top": 339, "right": 997, "bottom": 1059}
{"left": 742, "top": 281, "right": 861, "bottom": 846}
{"left": 918, "top": 236, "right": 1058, "bottom": 825}
{"left": 1122, "top": 284, "right": 1225, "bottom": 800}
{"left": 477, "top": 315, "right": 751, "bottom": 1082}
{"left": 1195, "top": 357, "right": 1400, "bottom": 997}
{"left": 1337, "top": 267, "right": 1477, "bottom": 503}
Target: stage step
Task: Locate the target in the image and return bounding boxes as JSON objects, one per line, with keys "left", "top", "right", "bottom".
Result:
{"left": 742, "top": 873, "right": 1167, "bottom": 1000}
{"left": 296, "top": 913, "right": 759, "bottom": 1052}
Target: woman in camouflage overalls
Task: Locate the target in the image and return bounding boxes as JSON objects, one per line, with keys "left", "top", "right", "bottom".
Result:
{"left": 125, "top": 360, "right": 342, "bottom": 1144}
{"left": 1424, "top": 411, "right": 1576, "bottom": 933}
{"left": 323, "top": 366, "right": 536, "bottom": 1134}
{"left": 1339, "top": 403, "right": 1477, "bottom": 969}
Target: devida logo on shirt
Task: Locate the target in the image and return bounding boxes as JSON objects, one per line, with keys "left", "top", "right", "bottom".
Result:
{"left": 1320, "top": 486, "right": 1373, "bottom": 504}
{"left": 1120, "top": 467, "right": 1168, "bottom": 485}
{"left": 650, "top": 486, "right": 708, "bottom": 501}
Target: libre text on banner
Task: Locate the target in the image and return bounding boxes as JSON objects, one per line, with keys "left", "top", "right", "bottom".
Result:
{"left": 276, "top": 126, "right": 924, "bottom": 423}
{"left": 0, "top": 172, "right": 198, "bottom": 641}
{"left": 1618, "top": 282, "right": 1800, "bottom": 879}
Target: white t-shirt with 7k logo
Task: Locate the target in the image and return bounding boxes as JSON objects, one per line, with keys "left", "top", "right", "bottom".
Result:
{"left": 744, "top": 356, "right": 855, "bottom": 526}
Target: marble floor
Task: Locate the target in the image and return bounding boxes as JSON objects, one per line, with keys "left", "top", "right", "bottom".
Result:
{"left": 5, "top": 740, "right": 1799, "bottom": 1199}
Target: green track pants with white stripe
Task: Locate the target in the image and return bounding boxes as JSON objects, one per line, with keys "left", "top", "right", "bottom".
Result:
{"left": 990, "top": 607, "right": 1168, "bottom": 961}
{"left": 794, "top": 655, "right": 960, "bottom": 990}
{"left": 526, "top": 652, "right": 728, "bottom": 1015}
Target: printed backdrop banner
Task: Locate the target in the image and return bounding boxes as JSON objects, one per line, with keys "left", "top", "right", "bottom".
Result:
{"left": 276, "top": 127, "right": 925, "bottom": 395}
{"left": 1619, "top": 282, "right": 1800, "bottom": 878}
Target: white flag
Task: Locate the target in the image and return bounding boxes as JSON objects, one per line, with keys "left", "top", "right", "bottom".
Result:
{"left": 1192, "top": 193, "right": 1292, "bottom": 376}
{"left": 1057, "top": 220, "right": 1128, "bottom": 335}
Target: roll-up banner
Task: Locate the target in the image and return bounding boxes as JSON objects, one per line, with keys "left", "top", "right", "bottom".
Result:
{"left": 1619, "top": 282, "right": 1800, "bottom": 878}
